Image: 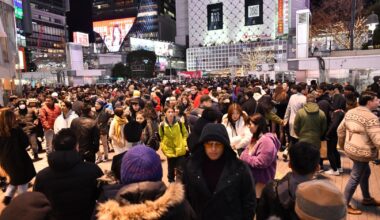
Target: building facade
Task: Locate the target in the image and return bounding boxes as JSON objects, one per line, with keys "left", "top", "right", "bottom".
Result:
{"left": 186, "top": 0, "right": 309, "bottom": 76}
{"left": 27, "top": 0, "right": 67, "bottom": 71}
{"left": 92, "top": 0, "right": 176, "bottom": 53}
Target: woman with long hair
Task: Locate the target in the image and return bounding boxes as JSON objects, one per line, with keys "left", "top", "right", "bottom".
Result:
{"left": 136, "top": 111, "right": 159, "bottom": 151}
{"left": 240, "top": 113, "right": 280, "bottom": 199}
{"left": 221, "top": 103, "right": 252, "bottom": 155}
{"left": 0, "top": 108, "right": 36, "bottom": 205}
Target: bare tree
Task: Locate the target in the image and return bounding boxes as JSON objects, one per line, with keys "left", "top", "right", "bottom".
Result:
{"left": 311, "top": 0, "right": 368, "bottom": 49}
{"left": 239, "top": 46, "right": 275, "bottom": 72}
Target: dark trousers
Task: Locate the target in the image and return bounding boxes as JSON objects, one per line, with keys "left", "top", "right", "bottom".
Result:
{"left": 167, "top": 156, "right": 185, "bottom": 183}
{"left": 327, "top": 138, "right": 341, "bottom": 171}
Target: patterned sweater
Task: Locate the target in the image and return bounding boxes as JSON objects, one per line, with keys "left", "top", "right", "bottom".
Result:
{"left": 337, "top": 106, "right": 380, "bottom": 162}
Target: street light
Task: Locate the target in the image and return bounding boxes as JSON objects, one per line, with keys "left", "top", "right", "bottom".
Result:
{"left": 366, "top": 11, "right": 379, "bottom": 48}
{"left": 168, "top": 44, "right": 174, "bottom": 82}
{"left": 366, "top": 11, "right": 379, "bottom": 32}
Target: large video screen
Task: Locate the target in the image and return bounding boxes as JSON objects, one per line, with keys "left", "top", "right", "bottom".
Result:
{"left": 93, "top": 17, "right": 136, "bottom": 52}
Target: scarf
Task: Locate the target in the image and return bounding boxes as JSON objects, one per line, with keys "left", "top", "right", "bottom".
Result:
{"left": 113, "top": 115, "right": 127, "bottom": 139}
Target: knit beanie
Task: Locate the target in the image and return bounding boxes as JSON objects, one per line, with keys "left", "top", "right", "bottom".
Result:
{"left": 295, "top": 180, "right": 346, "bottom": 220}
{"left": 0, "top": 192, "right": 52, "bottom": 220}
{"left": 120, "top": 145, "right": 163, "bottom": 185}
{"left": 96, "top": 98, "right": 106, "bottom": 106}
{"left": 123, "top": 120, "right": 143, "bottom": 143}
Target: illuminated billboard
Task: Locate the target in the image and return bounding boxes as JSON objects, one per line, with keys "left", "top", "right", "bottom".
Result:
{"left": 14, "top": 0, "right": 23, "bottom": 19}
{"left": 130, "top": 37, "right": 172, "bottom": 57}
{"left": 73, "top": 32, "right": 89, "bottom": 47}
{"left": 93, "top": 17, "right": 136, "bottom": 52}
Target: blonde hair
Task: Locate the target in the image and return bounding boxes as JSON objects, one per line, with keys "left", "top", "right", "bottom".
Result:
{"left": 0, "top": 108, "right": 16, "bottom": 137}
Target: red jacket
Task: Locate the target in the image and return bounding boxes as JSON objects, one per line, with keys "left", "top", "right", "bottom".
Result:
{"left": 39, "top": 104, "right": 61, "bottom": 130}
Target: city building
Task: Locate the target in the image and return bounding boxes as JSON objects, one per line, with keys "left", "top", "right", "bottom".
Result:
{"left": 186, "top": 0, "right": 309, "bottom": 77}
{"left": 26, "top": 0, "right": 67, "bottom": 71}
{"left": 92, "top": 0, "right": 176, "bottom": 53}
{"left": 0, "top": 0, "right": 18, "bottom": 104}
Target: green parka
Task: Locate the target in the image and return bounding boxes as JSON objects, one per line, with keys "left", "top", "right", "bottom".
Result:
{"left": 294, "top": 102, "right": 327, "bottom": 148}
{"left": 159, "top": 119, "right": 188, "bottom": 158}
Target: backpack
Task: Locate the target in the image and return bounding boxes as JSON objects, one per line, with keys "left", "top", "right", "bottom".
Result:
{"left": 159, "top": 121, "right": 185, "bottom": 139}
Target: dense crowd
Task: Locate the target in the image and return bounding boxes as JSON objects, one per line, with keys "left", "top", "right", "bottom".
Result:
{"left": 0, "top": 76, "right": 380, "bottom": 220}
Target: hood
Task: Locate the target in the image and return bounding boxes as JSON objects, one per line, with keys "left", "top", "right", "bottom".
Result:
{"left": 196, "top": 123, "right": 236, "bottom": 158}
{"left": 262, "top": 133, "right": 281, "bottom": 151}
{"left": 97, "top": 182, "right": 185, "bottom": 220}
{"left": 47, "top": 151, "right": 81, "bottom": 172}
{"left": 303, "top": 102, "right": 319, "bottom": 114}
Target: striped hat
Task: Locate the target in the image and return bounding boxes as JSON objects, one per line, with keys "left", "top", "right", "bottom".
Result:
{"left": 295, "top": 180, "right": 346, "bottom": 220}
{"left": 120, "top": 145, "right": 162, "bottom": 185}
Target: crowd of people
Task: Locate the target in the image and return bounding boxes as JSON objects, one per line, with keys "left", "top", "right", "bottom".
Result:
{"left": 0, "top": 76, "right": 380, "bottom": 219}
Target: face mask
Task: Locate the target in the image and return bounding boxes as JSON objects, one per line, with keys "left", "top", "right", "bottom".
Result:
{"left": 19, "top": 104, "right": 26, "bottom": 110}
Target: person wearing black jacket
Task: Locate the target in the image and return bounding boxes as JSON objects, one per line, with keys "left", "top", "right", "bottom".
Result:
{"left": 183, "top": 123, "right": 256, "bottom": 220}
{"left": 70, "top": 104, "right": 100, "bottom": 163}
{"left": 0, "top": 108, "right": 36, "bottom": 205}
{"left": 257, "top": 142, "right": 322, "bottom": 220}
{"left": 187, "top": 108, "right": 219, "bottom": 154}
{"left": 241, "top": 89, "right": 257, "bottom": 116}
{"left": 34, "top": 129, "right": 103, "bottom": 220}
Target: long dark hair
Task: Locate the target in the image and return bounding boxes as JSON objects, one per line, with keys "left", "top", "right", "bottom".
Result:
{"left": 0, "top": 108, "right": 16, "bottom": 137}
{"left": 249, "top": 113, "right": 268, "bottom": 139}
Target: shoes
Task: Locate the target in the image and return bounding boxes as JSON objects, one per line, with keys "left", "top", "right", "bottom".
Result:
{"left": 33, "top": 153, "right": 42, "bottom": 162}
{"left": 338, "top": 167, "right": 344, "bottom": 173}
{"left": 95, "top": 157, "right": 103, "bottom": 164}
{"left": 347, "top": 205, "right": 362, "bottom": 215}
{"left": 362, "top": 197, "right": 380, "bottom": 206}
{"left": 2, "top": 196, "right": 11, "bottom": 205}
{"left": 325, "top": 169, "right": 340, "bottom": 176}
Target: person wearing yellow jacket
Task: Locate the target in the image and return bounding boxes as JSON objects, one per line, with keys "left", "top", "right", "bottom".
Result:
{"left": 159, "top": 106, "right": 188, "bottom": 182}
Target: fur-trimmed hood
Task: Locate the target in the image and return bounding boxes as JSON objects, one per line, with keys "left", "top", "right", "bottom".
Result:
{"left": 97, "top": 182, "right": 186, "bottom": 220}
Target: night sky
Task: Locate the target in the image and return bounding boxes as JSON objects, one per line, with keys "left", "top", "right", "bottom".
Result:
{"left": 66, "top": 0, "right": 94, "bottom": 43}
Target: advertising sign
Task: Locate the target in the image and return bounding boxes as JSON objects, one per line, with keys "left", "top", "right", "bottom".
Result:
{"left": 14, "top": 0, "right": 23, "bottom": 19}
{"left": 278, "top": 0, "right": 284, "bottom": 34}
{"left": 130, "top": 38, "right": 173, "bottom": 57}
{"left": 207, "top": 3, "right": 223, "bottom": 30}
{"left": 73, "top": 32, "right": 89, "bottom": 47}
{"left": 245, "top": 0, "right": 263, "bottom": 26}
{"left": 93, "top": 17, "right": 136, "bottom": 52}
{"left": 178, "top": 71, "right": 202, "bottom": 79}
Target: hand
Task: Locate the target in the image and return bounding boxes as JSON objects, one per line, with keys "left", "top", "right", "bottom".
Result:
{"left": 281, "top": 120, "right": 287, "bottom": 126}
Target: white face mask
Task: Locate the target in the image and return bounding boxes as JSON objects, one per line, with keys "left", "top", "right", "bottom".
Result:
{"left": 19, "top": 104, "right": 26, "bottom": 110}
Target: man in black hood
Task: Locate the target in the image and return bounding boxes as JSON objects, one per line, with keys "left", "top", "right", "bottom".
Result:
{"left": 183, "top": 123, "right": 256, "bottom": 220}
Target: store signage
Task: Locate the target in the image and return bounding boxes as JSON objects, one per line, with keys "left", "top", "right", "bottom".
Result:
{"left": 278, "top": 0, "right": 284, "bottom": 34}
{"left": 245, "top": 0, "right": 263, "bottom": 26}
{"left": 207, "top": 3, "right": 223, "bottom": 30}
{"left": 93, "top": 17, "right": 136, "bottom": 52}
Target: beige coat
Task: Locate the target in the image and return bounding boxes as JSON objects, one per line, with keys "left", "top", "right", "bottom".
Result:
{"left": 337, "top": 106, "right": 380, "bottom": 162}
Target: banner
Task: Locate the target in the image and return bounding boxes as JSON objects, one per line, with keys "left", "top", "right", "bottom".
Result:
{"left": 245, "top": 0, "right": 263, "bottom": 26}
{"left": 207, "top": 3, "right": 223, "bottom": 30}
{"left": 278, "top": 0, "right": 284, "bottom": 34}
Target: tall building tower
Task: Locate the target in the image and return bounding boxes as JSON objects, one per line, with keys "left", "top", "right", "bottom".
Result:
{"left": 26, "top": 0, "right": 67, "bottom": 70}
{"left": 92, "top": 0, "right": 176, "bottom": 53}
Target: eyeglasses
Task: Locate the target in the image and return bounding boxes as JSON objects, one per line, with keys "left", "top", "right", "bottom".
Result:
{"left": 204, "top": 141, "right": 224, "bottom": 149}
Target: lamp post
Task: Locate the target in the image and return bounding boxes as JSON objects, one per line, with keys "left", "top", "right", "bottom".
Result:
{"left": 350, "top": 0, "right": 357, "bottom": 50}
{"left": 366, "top": 11, "right": 379, "bottom": 47}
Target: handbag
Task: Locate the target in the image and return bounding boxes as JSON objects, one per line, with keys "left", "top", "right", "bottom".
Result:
{"left": 320, "top": 140, "right": 328, "bottom": 159}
